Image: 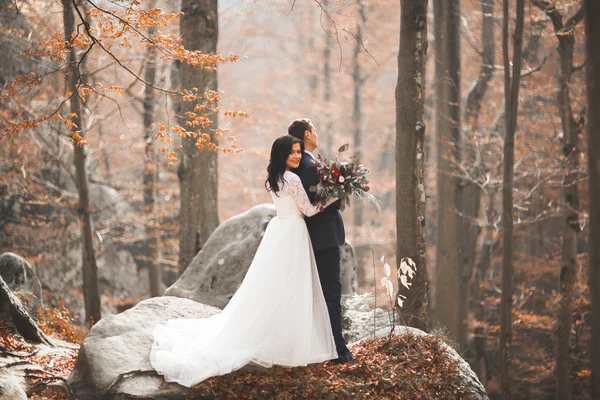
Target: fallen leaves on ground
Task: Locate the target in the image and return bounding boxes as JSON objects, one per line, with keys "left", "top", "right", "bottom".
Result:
{"left": 3, "top": 329, "right": 474, "bottom": 399}
{"left": 0, "top": 325, "right": 79, "bottom": 400}
{"left": 0, "top": 322, "right": 34, "bottom": 352}
{"left": 188, "top": 334, "right": 473, "bottom": 400}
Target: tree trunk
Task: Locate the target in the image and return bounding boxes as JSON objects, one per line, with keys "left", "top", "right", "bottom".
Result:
{"left": 500, "top": 0, "right": 525, "bottom": 398}
{"left": 322, "top": 0, "right": 333, "bottom": 156}
{"left": 434, "top": 0, "right": 462, "bottom": 348}
{"left": 473, "top": 189, "right": 497, "bottom": 384}
{"left": 585, "top": 0, "right": 600, "bottom": 397}
{"left": 395, "top": 0, "right": 428, "bottom": 331}
{"left": 0, "top": 276, "right": 52, "bottom": 345}
{"left": 464, "top": 0, "right": 495, "bottom": 128}
{"left": 465, "top": 0, "right": 495, "bottom": 375}
{"left": 62, "top": 0, "right": 101, "bottom": 327}
{"left": 352, "top": 1, "right": 366, "bottom": 227}
{"left": 143, "top": 2, "right": 161, "bottom": 297}
{"left": 529, "top": 3, "right": 585, "bottom": 398}
{"left": 431, "top": 0, "right": 445, "bottom": 319}
{"left": 306, "top": 4, "right": 318, "bottom": 95}
{"left": 97, "top": 123, "right": 111, "bottom": 183}
{"left": 178, "top": 0, "right": 220, "bottom": 274}
{"left": 463, "top": 0, "right": 494, "bottom": 334}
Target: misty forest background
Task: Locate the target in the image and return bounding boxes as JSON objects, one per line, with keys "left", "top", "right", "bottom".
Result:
{"left": 1, "top": 0, "right": 600, "bottom": 399}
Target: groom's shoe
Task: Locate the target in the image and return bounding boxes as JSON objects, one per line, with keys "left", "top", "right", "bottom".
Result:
{"left": 333, "top": 356, "right": 357, "bottom": 365}
{"left": 333, "top": 351, "right": 357, "bottom": 365}
{"left": 343, "top": 355, "right": 358, "bottom": 365}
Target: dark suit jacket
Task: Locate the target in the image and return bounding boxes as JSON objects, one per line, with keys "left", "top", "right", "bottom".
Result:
{"left": 294, "top": 152, "right": 345, "bottom": 251}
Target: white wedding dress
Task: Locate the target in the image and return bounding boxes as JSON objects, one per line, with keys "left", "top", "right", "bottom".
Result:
{"left": 150, "top": 171, "right": 338, "bottom": 387}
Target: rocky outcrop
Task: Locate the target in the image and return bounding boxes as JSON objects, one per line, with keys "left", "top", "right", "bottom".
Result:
{"left": 342, "top": 293, "right": 489, "bottom": 400}
{"left": 0, "top": 0, "right": 58, "bottom": 86}
{"left": 165, "top": 203, "right": 358, "bottom": 308}
{"left": 339, "top": 243, "right": 359, "bottom": 294}
{"left": 67, "top": 293, "right": 487, "bottom": 400}
{"left": 164, "top": 204, "right": 277, "bottom": 307}
{"left": 0, "top": 278, "right": 77, "bottom": 399}
{"left": 0, "top": 373, "right": 27, "bottom": 400}
{"left": 68, "top": 297, "right": 220, "bottom": 399}
{"left": 0, "top": 253, "right": 42, "bottom": 302}
{"left": 341, "top": 293, "right": 392, "bottom": 343}
{"left": 19, "top": 182, "right": 150, "bottom": 317}
{"left": 0, "top": 275, "right": 51, "bottom": 346}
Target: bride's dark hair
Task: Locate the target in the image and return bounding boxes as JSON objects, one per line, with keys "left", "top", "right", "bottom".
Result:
{"left": 265, "top": 135, "right": 304, "bottom": 195}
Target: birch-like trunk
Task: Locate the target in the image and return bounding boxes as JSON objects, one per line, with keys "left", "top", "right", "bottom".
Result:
{"left": 395, "top": 0, "right": 428, "bottom": 331}
{"left": 62, "top": 0, "right": 101, "bottom": 326}
{"left": 178, "top": 0, "right": 219, "bottom": 274}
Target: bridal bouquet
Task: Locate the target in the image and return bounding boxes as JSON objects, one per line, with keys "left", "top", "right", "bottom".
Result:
{"left": 312, "top": 144, "right": 379, "bottom": 210}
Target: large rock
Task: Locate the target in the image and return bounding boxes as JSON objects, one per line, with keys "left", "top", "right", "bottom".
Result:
{"left": 68, "top": 297, "right": 220, "bottom": 399}
{"left": 342, "top": 293, "right": 488, "bottom": 400}
{"left": 0, "top": 253, "right": 42, "bottom": 302}
{"left": 89, "top": 184, "right": 135, "bottom": 222}
{"left": 0, "top": 373, "right": 27, "bottom": 400}
{"left": 339, "top": 243, "right": 359, "bottom": 294}
{"left": 69, "top": 293, "right": 487, "bottom": 400}
{"left": 341, "top": 293, "right": 392, "bottom": 343}
{"left": 165, "top": 203, "right": 358, "bottom": 308}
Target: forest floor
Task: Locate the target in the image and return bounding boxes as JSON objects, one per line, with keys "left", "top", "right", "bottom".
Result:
{"left": 357, "top": 246, "right": 591, "bottom": 400}
{"left": 11, "top": 246, "right": 592, "bottom": 399}
{"left": 477, "top": 252, "right": 590, "bottom": 399}
{"left": 10, "top": 332, "right": 474, "bottom": 399}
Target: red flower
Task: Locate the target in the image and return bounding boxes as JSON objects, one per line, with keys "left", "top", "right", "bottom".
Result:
{"left": 331, "top": 164, "right": 341, "bottom": 180}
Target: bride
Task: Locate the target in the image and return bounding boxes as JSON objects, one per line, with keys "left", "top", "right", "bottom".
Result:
{"left": 150, "top": 135, "right": 340, "bottom": 387}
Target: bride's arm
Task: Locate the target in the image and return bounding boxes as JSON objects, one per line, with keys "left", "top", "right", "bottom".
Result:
{"left": 283, "top": 173, "right": 337, "bottom": 217}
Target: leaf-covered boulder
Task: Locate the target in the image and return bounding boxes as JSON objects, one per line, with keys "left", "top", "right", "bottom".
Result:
{"left": 341, "top": 293, "right": 488, "bottom": 400}
{"left": 67, "top": 294, "right": 487, "bottom": 399}
{"left": 165, "top": 203, "right": 358, "bottom": 308}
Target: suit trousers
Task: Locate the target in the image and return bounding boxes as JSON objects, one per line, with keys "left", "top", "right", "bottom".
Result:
{"left": 314, "top": 246, "right": 351, "bottom": 359}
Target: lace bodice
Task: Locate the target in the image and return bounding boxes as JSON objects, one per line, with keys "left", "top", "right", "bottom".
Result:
{"left": 270, "top": 171, "right": 335, "bottom": 218}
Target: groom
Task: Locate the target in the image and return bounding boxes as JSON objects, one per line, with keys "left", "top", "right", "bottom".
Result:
{"left": 288, "top": 118, "right": 356, "bottom": 365}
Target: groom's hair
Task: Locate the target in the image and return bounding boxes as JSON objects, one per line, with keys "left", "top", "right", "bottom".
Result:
{"left": 288, "top": 118, "right": 312, "bottom": 142}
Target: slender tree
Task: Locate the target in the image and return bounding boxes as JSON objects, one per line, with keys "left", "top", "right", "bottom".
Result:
{"left": 585, "top": 0, "right": 600, "bottom": 397}
{"left": 178, "top": 0, "right": 220, "bottom": 274}
{"left": 464, "top": 0, "right": 495, "bottom": 379}
{"left": 352, "top": 0, "right": 366, "bottom": 227}
{"left": 143, "top": 0, "right": 161, "bottom": 297}
{"left": 395, "top": 0, "right": 428, "bottom": 331}
{"left": 434, "top": 0, "right": 462, "bottom": 349}
{"left": 62, "top": 0, "right": 101, "bottom": 326}
{"left": 531, "top": 3, "right": 585, "bottom": 398}
{"left": 500, "top": 0, "right": 526, "bottom": 398}
{"left": 462, "top": 0, "right": 495, "bottom": 334}
{"left": 322, "top": 0, "right": 333, "bottom": 156}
